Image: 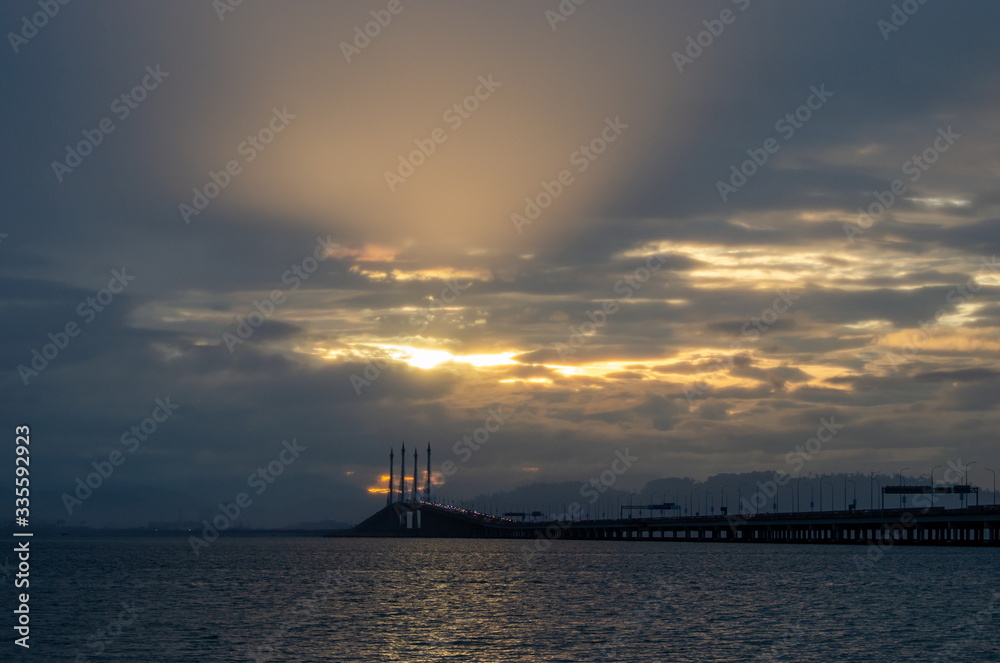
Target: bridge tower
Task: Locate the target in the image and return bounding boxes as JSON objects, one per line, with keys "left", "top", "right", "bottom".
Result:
{"left": 399, "top": 443, "right": 406, "bottom": 503}
{"left": 412, "top": 447, "right": 418, "bottom": 501}
{"left": 387, "top": 448, "right": 394, "bottom": 507}
{"left": 426, "top": 443, "right": 431, "bottom": 502}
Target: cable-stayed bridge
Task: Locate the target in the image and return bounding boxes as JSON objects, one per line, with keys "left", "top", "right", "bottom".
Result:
{"left": 338, "top": 499, "right": 1000, "bottom": 546}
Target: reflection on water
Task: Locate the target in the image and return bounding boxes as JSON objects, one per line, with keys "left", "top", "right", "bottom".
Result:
{"left": 23, "top": 536, "right": 1000, "bottom": 662}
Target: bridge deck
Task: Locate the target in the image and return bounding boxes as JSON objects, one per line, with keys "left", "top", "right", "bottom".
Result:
{"left": 342, "top": 502, "right": 1000, "bottom": 546}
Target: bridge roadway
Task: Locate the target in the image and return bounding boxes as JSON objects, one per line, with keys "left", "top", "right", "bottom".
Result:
{"left": 343, "top": 501, "right": 1000, "bottom": 546}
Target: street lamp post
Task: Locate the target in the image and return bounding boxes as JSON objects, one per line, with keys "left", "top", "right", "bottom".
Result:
{"left": 966, "top": 461, "right": 978, "bottom": 507}
{"left": 986, "top": 468, "right": 996, "bottom": 507}
{"left": 914, "top": 474, "right": 934, "bottom": 510}
{"left": 931, "top": 465, "right": 942, "bottom": 508}
{"left": 802, "top": 482, "right": 814, "bottom": 512}
{"left": 820, "top": 477, "right": 833, "bottom": 512}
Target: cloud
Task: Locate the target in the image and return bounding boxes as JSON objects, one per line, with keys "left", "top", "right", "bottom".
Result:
{"left": 4, "top": 1, "right": 1000, "bottom": 527}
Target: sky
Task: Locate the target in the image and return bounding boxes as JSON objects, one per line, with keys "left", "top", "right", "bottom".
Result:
{"left": 2, "top": 0, "right": 999, "bottom": 528}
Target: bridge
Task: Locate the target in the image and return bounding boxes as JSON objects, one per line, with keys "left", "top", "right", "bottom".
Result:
{"left": 336, "top": 500, "right": 1000, "bottom": 546}
{"left": 348, "top": 445, "right": 1000, "bottom": 545}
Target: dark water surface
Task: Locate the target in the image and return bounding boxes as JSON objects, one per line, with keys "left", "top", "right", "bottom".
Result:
{"left": 13, "top": 536, "right": 1000, "bottom": 661}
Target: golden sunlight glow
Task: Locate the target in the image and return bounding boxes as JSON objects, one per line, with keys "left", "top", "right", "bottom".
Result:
{"left": 546, "top": 360, "right": 662, "bottom": 378}
{"left": 366, "top": 345, "right": 518, "bottom": 370}
{"left": 500, "top": 377, "right": 553, "bottom": 384}
{"left": 400, "top": 348, "right": 454, "bottom": 369}
{"left": 842, "top": 320, "right": 893, "bottom": 331}
{"left": 909, "top": 197, "right": 971, "bottom": 207}
{"left": 619, "top": 242, "right": 870, "bottom": 288}
{"left": 936, "top": 303, "right": 984, "bottom": 327}
{"left": 878, "top": 326, "right": 1000, "bottom": 353}
{"left": 348, "top": 265, "right": 493, "bottom": 283}
{"left": 202, "top": 10, "right": 679, "bottom": 256}
{"left": 978, "top": 270, "right": 1000, "bottom": 287}
{"left": 617, "top": 241, "right": 996, "bottom": 293}
{"left": 325, "top": 244, "right": 401, "bottom": 262}
{"left": 458, "top": 353, "right": 518, "bottom": 367}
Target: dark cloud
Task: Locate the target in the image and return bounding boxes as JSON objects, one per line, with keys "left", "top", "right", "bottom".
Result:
{"left": 4, "top": 1, "right": 999, "bottom": 527}
{"left": 913, "top": 368, "right": 1000, "bottom": 383}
